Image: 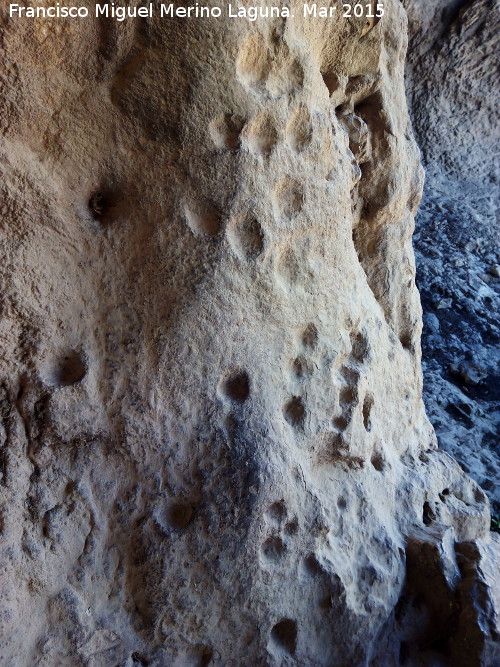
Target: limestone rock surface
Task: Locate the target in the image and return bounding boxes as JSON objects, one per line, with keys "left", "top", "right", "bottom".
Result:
{"left": 0, "top": 1, "right": 498, "bottom": 665}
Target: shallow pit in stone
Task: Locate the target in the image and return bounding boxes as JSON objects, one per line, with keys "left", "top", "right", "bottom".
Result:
{"left": 339, "top": 386, "right": 356, "bottom": 409}
{"left": 283, "top": 396, "right": 305, "bottom": 428}
{"left": 243, "top": 112, "right": 278, "bottom": 157}
{"left": 422, "top": 501, "right": 436, "bottom": 526}
{"left": 273, "top": 176, "right": 304, "bottom": 220}
{"left": 227, "top": 214, "right": 264, "bottom": 260}
{"left": 209, "top": 113, "right": 245, "bottom": 150}
{"left": 269, "top": 618, "right": 297, "bottom": 656}
{"left": 42, "top": 350, "right": 87, "bottom": 388}
{"left": 284, "top": 518, "right": 298, "bottom": 535}
{"left": 164, "top": 502, "right": 193, "bottom": 530}
{"left": 333, "top": 415, "right": 349, "bottom": 431}
{"left": 301, "top": 323, "right": 318, "bottom": 349}
{"left": 260, "top": 536, "right": 285, "bottom": 563}
{"left": 218, "top": 370, "right": 250, "bottom": 403}
{"left": 370, "top": 453, "right": 384, "bottom": 472}
{"left": 88, "top": 189, "right": 118, "bottom": 225}
{"left": 266, "top": 501, "right": 287, "bottom": 525}
{"left": 363, "top": 394, "right": 374, "bottom": 431}
{"left": 286, "top": 104, "right": 312, "bottom": 152}
{"left": 303, "top": 554, "right": 323, "bottom": 576}
{"left": 184, "top": 200, "right": 221, "bottom": 237}
{"left": 337, "top": 496, "right": 347, "bottom": 511}
{"left": 292, "top": 355, "right": 313, "bottom": 379}
{"left": 322, "top": 71, "right": 340, "bottom": 96}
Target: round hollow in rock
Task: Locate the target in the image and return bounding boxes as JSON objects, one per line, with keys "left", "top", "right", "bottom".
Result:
{"left": 322, "top": 71, "right": 340, "bottom": 96}
{"left": 165, "top": 503, "right": 193, "bottom": 530}
{"left": 236, "top": 32, "right": 270, "bottom": 90}
{"left": 266, "top": 500, "right": 287, "bottom": 525}
{"left": 333, "top": 415, "right": 349, "bottom": 431}
{"left": 243, "top": 113, "right": 278, "bottom": 157}
{"left": 260, "top": 536, "right": 285, "bottom": 563}
{"left": 287, "top": 104, "right": 313, "bottom": 152}
{"left": 227, "top": 214, "right": 264, "bottom": 260}
{"left": 209, "top": 113, "right": 245, "bottom": 150}
{"left": 363, "top": 394, "right": 374, "bottom": 431}
{"left": 301, "top": 323, "right": 318, "bottom": 349}
{"left": 269, "top": 618, "right": 297, "bottom": 656}
{"left": 184, "top": 201, "right": 221, "bottom": 237}
{"left": 88, "top": 190, "right": 116, "bottom": 224}
{"left": 273, "top": 177, "right": 304, "bottom": 219}
{"left": 371, "top": 453, "right": 384, "bottom": 472}
{"left": 43, "top": 350, "right": 87, "bottom": 388}
{"left": 292, "top": 356, "right": 313, "bottom": 379}
{"left": 303, "top": 554, "right": 323, "bottom": 576}
{"left": 284, "top": 396, "right": 305, "bottom": 428}
{"left": 218, "top": 370, "right": 250, "bottom": 403}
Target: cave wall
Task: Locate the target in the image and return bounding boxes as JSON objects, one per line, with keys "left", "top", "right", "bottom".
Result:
{"left": 404, "top": 0, "right": 500, "bottom": 521}
{"left": 404, "top": 0, "right": 499, "bottom": 180}
{"left": 0, "top": 1, "right": 498, "bottom": 665}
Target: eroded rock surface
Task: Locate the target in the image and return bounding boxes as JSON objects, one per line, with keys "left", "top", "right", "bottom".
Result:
{"left": 0, "top": 1, "right": 498, "bottom": 665}
{"left": 404, "top": 0, "right": 500, "bottom": 522}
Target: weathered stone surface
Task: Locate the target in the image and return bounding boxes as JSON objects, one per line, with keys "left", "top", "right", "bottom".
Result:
{"left": 404, "top": 0, "right": 500, "bottom": 522}
{"left": 0, "top": 1, "right": 498, "bottom": 664}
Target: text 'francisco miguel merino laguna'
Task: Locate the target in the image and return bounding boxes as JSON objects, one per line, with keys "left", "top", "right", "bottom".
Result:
{"left": 9, "top": 3, "right": 384, "bottom": 21}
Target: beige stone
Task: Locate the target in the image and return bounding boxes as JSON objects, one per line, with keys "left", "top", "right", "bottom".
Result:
{"left": 0, "top": 1, "right": 498, "bottom": 664}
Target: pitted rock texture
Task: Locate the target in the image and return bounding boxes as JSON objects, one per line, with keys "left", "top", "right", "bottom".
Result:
{"left": 0, "top": 1, "right": 498, "bottom": 665}
{"left": 404, "top": 0, "right": 500, "bottom": 520}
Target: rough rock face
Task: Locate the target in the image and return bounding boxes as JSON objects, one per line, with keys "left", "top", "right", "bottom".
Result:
{"left": 404, "top": 0, "right": 500, "bottom": 519}
{"left": 405, "top": 0, "right": 498, "bottom": 177}
{"left": 0, "top": 1, "right": 498, "bottom": 665}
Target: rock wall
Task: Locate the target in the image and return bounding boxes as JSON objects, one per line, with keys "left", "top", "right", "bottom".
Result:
{"left": 404, "top": 0, "right": 500, "bottom": 522}
{"left": 0, "top": 1, "right": 498, "bottom": 665}
{"left": 405, "top": 0, "right": 499, "bottom": 178}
